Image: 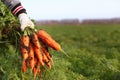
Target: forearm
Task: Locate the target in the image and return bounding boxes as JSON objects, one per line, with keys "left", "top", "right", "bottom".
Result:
{"left": 1, "top": 0, "right": 26, "bottom": 16}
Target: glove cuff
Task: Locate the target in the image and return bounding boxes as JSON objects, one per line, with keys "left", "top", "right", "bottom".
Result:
{"left": 11, "top": 3, "right": 27, "bottom": 16}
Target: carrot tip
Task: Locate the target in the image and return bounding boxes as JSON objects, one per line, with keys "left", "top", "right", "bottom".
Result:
{"left": 60, "top": 49, "right": 71, "bottom": 58}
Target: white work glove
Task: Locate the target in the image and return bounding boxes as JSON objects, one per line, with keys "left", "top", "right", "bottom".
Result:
{"left": 18, "top": 13, "right": 34, "bottom": 31}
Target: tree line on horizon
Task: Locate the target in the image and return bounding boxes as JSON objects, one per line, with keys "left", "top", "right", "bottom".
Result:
{"left": 35, "top": 18, "right": 120, "bottom": 25}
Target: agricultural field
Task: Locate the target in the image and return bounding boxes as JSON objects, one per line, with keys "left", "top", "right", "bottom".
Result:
{"left": 1, "top": 24, "right": 120, "bottom": 80}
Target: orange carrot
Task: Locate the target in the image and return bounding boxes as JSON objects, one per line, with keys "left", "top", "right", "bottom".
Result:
{"left": 33, "top": 66, "right": 40, "bottom": 78}
{"left": 42, "top": 52, "right": 49, "bottom": 63}
{"left": 30, "top": 32, "right": 44, "bottom": 66}
{"left": 42, "top": 54, "right": 51, "bottom": 69}
{"left": 20, "top": 47, "right": 29, "bottom": 60}
{"left": 46, "top": 62, "right": 51, "bottom": 69}
{"left": 20, "top": 35, "right": 30, "bottom": 73}
{"left": 42, "top": 46, "right": 53, "bottom": 62}
{"left": 21, "top": 35, "right": 30, "bottom": 47}
{"left": 37, "top": 30, "right": 61, "bottom": 51}
{"left": 20, "top": 46, "right": 28, "bottom": 73}
{"left": 33, "top": 57, "right": 40, "bottom": 77}
{"left": 31, "top": 33, "right": 41, "bottom": 49}
{"left": 41, "top": 46, "right": 52, "bottom": 69}
{"left": 34, "top": 46, "right": 44, "bottom": 66}
{"left": 22, "top": 60, "right": 27, "bottom": 73}
{"left": 28, "top": 44, "right": 34, "bottom": 70}
{"left": 34, "top": 57, "right": 38, "bottom": 66}
{"left": 33, "top": 67, "right": 37, "bottom": 78}
{"left": 20, "top": 35, "right": 30, "bottom": 60}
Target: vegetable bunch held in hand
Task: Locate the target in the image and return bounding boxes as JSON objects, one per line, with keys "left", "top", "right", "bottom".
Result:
{"left": 20, "top": 29, "right": 61, "bottom": 77}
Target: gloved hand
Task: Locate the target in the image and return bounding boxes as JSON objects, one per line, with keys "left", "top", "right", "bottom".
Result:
{"left": 18, "top": 13, "right": 34, "bottom": 31}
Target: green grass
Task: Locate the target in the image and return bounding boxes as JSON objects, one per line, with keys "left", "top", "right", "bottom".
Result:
{"left": 1, "top": 24, "right": 120, "bottom": 80}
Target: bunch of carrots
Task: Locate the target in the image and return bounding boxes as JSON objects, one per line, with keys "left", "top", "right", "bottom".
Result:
{"left": 20, "top": 28, "right": 62, "bottom": 78}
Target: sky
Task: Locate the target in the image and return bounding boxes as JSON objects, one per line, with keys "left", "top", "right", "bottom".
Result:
{"left": 20, "top": 0, "right": 120, "bottom": 21}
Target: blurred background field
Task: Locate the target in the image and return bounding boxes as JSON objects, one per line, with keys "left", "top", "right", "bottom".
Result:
{"left": 1, "top": 24, "right": 120, "bottom": 80}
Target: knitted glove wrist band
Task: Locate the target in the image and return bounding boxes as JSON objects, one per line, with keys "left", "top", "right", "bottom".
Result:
{"left": 11, "top": 3, "right": 27, "bottom": 16}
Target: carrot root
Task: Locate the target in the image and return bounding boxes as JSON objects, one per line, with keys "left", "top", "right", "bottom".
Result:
{"left": 37, "top": 30, "right": 61, "bottom": 51}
